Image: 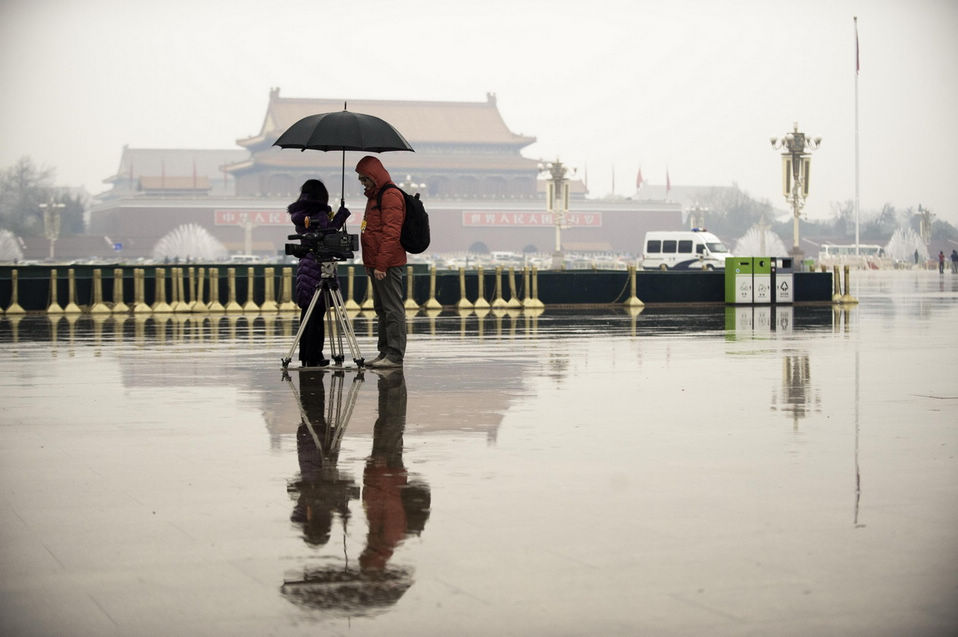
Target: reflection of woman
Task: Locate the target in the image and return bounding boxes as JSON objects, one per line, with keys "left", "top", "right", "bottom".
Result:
{"left": 288, "top": 371, "right": 358, "bottom": 547}
{"left": 360, "top": 370, "right": 431, "bottom": 571}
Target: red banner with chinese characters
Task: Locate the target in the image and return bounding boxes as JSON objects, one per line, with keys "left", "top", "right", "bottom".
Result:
{"left": 462, "top": 211, "right": 602, "bottom": 227}
{"left": 214, "top": 210, "right": 287, "bottom": 226}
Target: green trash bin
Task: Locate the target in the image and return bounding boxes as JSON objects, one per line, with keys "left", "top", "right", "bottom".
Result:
{"left": 725, "top": 257, "right": 754, "bottom": 304}
{"left": 754, "top": 257, "right": 773, "bottom": 304}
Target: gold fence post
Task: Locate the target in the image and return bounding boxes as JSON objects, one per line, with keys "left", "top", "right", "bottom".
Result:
{"left": 46, "top": 269, "right": 63, "bottom": 314}
{"left": 474, "top": 265, "right": 490, "bottom": 310}
{"left": 112, "top": 268, "right": 129, "bottom": 314}
{"left": 90, "top": 269, "right": 111, "bottom": 314}
{"left": 456, "top": 267, "right": 473, "bottom": 310}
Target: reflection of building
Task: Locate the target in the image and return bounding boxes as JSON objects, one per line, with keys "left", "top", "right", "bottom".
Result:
{"left": 84, "top": 89, "right": 681, "bottom": 259}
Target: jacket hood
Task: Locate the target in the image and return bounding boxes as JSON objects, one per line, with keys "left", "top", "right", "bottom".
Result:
{"left": 355, "top": 156, "right": 392, "bottom": 191}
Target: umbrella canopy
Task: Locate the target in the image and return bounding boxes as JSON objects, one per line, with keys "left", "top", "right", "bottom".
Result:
{"left": 274, "top": 108, "right": 414, "bottom": 207}
{"left": 274, "top": 110, "right": 414, "bottom": 153}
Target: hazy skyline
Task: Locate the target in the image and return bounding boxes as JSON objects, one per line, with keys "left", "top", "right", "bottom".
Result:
{"left": 2, "top": 0, "right": 956, "bottom": 224}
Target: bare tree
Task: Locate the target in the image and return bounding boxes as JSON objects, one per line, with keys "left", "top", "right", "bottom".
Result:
{"left": 0, "top": 157, "right": 56, "bottom": 236}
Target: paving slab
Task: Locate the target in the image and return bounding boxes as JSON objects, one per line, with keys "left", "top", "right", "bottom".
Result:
{"left": 1, "top": 270, "right": 956, "bottom": 636}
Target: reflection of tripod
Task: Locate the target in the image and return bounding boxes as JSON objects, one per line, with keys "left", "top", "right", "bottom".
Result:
{"left": 284, "top": 369, "right": 364, "bottom": 458}
{"left": 282, "top": 261, "right": 365, "bottom": 369}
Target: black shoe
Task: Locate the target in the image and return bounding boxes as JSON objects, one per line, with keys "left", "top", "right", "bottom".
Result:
{"left": 368, "top": 356, "right": 402, "bottom": 368}
{"left": 303, "top": 359, "right": 330, "bottom": 368}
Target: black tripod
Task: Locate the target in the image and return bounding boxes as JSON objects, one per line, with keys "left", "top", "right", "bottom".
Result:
{"left": 282, "top": 261, "right": 365, "bottom": 369}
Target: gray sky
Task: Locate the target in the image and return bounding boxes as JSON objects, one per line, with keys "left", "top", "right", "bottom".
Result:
{"left": 2, "top": 0, "right": 956, "bottom": 223}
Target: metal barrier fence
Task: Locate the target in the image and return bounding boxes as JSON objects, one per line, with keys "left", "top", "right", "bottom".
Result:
{"left": 0, "top": 264, "right": 836, "bottom": 314}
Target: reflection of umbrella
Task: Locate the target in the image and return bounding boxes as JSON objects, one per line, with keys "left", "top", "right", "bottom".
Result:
{"left": 281, "top": 565, "right": 413, "bottom": 612}
{"left": 274, "top": 105, "right": 414, "bottom": 207}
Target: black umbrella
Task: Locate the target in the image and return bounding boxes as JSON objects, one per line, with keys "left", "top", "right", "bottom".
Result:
{"left": 274, "top": 104, "right": 414, "bottom": 207}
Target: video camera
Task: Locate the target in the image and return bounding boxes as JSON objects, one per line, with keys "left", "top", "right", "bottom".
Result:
{"left": 285, "top": 229, "right": 359, "bottom": 262}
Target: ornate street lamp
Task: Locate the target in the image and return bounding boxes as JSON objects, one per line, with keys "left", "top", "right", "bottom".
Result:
{"left": 39, "top": 199, "right": 66, "bottom": 261}
{"left": 398, "top": 174, "right": 426, "bottom": 193}
{"left": 538, "top": 159, "right": 571, "bottom": 268}
{"left": 686, "top": 202, "right": 709, "bottom": 230}
{"left": 770, "top": 122, "right": 821, "bottom": 265}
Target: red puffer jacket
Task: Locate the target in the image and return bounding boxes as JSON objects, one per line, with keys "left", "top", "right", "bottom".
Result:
{"left": 356, "top": 156, "right": 406, "bottom": 271}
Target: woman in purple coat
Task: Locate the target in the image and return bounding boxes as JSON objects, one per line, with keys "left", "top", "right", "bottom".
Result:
{"left": 288, "top": 179, "right": 350, "bottom": 367}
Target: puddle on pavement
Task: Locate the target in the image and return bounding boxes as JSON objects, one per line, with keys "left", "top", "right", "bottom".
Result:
{"left": 1, "top": 271, "right": 957, "bottom": 631}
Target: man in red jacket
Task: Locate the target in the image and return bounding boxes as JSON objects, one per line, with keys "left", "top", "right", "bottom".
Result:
{"left": 356, "top": 156, "right": 406, "bottom": 367}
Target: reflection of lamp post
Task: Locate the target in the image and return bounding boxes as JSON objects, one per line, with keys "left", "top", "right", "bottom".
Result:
{"left": 538, "top": 159, "right": 571, "bottom": 268}
{"left": 39, "top": 200, "right": 66, "bottom": 261}
{"left": 771, "top": 353, "right": 821, "bottom": 431}
{"left": 771, "top": 122, "right": 821, "bottom": 266}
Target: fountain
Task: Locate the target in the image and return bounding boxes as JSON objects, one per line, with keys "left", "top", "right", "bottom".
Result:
{"left": 0, "top": 230, "right": 24, "bottom": 262}
{"left": 152, "top": 224, "right": 227, "bottom": 262}
{"left": 883, "top": 227, "right": 928, "bottom": 265}
{"left": 733, "top": 226, "right": 788, "bottom": 257}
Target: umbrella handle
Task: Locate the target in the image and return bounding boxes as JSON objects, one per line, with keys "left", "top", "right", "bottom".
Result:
{"left": 341, "top": 149, "right": 346, "bottom": 209}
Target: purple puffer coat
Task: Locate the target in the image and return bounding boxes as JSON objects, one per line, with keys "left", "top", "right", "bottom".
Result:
{"left": 288, "top": 200, "right": 350, "bottom": 308}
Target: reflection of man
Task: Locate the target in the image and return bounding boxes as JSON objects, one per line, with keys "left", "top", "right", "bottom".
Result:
{"left": 288, "top": 371, "right": 358, "bottom": 547}
{"left": 360, "top": 369, "right": 431, "bottom": 572}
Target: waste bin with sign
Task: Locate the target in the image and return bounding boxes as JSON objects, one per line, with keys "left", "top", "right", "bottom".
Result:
{"left": 725, "top": 257, "right": 754, "bottom": 304}
{"left": 773, "top": 257, "right": 794, "bottom": 304}
{"left": 754, "top": 257, "right": 773, "bottom": 304}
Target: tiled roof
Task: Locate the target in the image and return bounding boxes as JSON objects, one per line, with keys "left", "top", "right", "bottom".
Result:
{"left": 106, "top": 148, "right": 249, "bottom": 183}
{"left": 138, "top": 176, "right": 211, "bottom": 191}
{"left": 240, "top": 89, "right": 536, "bottom": 149}
{"left": 236, "top": 147, "right": 540, "bottom": 172}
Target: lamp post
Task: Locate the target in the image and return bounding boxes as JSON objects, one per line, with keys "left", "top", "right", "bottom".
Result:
{"left": 771, "top": 122, "right": 821, "bottom": 266}
{"left": 39, "top": 199, "right": 66, "bottom": 261}
{"left": 399, "top": 175, "right": 426, "bottom": 194}
{"left": 539, "top": 159, "right": 571, "bottom": 269}
{"left": 686, "top": 202, "right": 708, "bottom": 230}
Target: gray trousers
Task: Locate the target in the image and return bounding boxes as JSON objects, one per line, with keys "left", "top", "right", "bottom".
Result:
{"left": 368, "top": 266, "right": 406, "bottom": 360}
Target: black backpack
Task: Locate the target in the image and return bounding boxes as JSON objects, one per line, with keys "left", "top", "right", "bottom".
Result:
{"left": 377, "top": 183, "right": 431, "bottom": 254}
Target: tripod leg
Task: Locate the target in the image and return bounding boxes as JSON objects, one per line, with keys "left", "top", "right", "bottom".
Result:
{"left": 282, "top": 288, "right": 322, "bottom": 368}
{"left": 323, "top": 287, "right": 344, "bottom": 364}
{"left": 328, "top": 287, "right": 364, "bottom": 365}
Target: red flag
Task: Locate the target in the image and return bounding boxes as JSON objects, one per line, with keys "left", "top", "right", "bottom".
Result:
{"left": 636, "top": 167, "right": 644, "bottom": 189}
{"left": 855, "top": 16, "right": 860, "bottom": 75}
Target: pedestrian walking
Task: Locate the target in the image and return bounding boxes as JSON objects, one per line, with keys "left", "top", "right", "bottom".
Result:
{"left": 938, "top": 251, "right": 945, "bottom": 274}
{"left": 356, "top": 156, "right": 406, "bottom": 368}
{"left": 951, "top": 249, "right": 958, "bottom": 274}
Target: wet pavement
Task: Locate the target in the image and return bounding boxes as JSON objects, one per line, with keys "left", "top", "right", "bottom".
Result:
{"left": 1, "top": 270, "right": 956, "bottom": 636}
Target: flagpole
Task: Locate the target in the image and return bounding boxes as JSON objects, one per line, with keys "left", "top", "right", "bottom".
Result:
{"left": 854, "top": 16, "right": 860, "bottom": 256}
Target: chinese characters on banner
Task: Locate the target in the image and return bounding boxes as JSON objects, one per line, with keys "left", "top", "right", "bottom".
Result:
{"left": 214, "top": 210, "right": 287, "bottom": 226}
{"left": 462, "top": 211, "right": 602, "bottom": 227}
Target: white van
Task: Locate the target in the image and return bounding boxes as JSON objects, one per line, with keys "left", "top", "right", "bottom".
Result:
{"left": 640, "top": 229, "right": 731, "bottom": 270}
